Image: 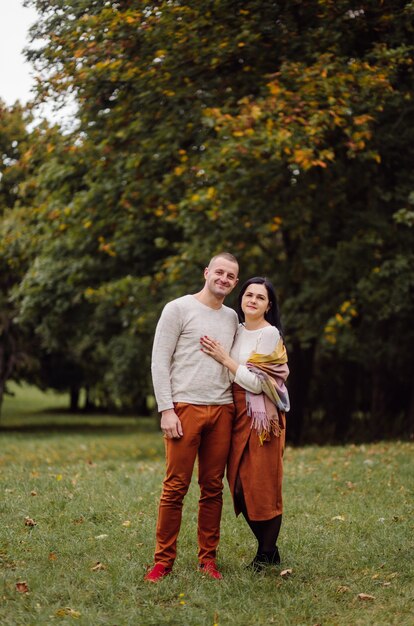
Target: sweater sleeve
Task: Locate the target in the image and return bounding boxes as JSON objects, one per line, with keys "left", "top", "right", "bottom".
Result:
{"left": 234, "top": 327, "right": 280, "bottom": 394}
{"left": 151, "top": 301, "right": 183, "bottom": 412}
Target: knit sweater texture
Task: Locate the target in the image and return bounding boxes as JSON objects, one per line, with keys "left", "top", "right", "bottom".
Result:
{"left": 151, "top": 295, "right": 238, "bottom": 411}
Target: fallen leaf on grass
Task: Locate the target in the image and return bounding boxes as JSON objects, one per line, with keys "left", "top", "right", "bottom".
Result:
{"left": 331, "top": 515, "right": 345, "bottom": 521}
{"left": 15, "top": 581, "right": 29, "bottom": 593}
{"left": 30, "top": 491, "right": 37, "bottom": 496}
{"left": 358, "top": 593, "right": 375, "bottom": 601}
{"left": 24, "top": 517, "right": 36, "bottom": 527}
{"left": 122, "top": 520, "right": 131, "bottom": 527}
{"left": 48, "top": 552, "right": 57, "bottom": 561}
{"left": 91, "top": 562, "right": 106, "bottom": 571}
{"left": 55, "top": 607, "right": 81, "bottom": 618}
{"left": 280, "top": 568, "right": 293, "bottom": 578}
{"left": 336, "top": 585, "right": 350, "bottom": 593}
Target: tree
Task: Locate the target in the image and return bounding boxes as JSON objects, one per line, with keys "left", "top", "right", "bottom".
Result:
{"left": 19, "top": 0, "right": 414, "bottom": 437}
{"left": 0, "top": 101, "right": 65, "bottom": 411}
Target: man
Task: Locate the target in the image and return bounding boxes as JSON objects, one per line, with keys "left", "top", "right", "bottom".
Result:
{"left": 145, "top": 252, "right": 239, "bottom": 582}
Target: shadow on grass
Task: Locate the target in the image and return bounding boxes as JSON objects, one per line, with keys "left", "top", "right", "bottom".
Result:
{"left": 0, "top": 412, "right": 160, "bottom": 436}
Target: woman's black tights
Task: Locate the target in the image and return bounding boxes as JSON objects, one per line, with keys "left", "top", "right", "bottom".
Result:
{"left": 234, "top": 476, "right": 282, "bottom": 555}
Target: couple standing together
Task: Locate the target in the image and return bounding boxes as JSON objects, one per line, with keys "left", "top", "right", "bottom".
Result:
{"left": 145, "top": 252, "right": 290, "bottom": 582}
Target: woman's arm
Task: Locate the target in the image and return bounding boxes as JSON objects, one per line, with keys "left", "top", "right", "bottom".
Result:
{"left": 200, "top": 336, "right": 239, "bottom": 375}
{"left": 201, "top": 327, "right": 280, "bottom": 394}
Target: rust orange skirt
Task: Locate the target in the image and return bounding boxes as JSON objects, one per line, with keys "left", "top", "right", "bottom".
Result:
{"left": 227, "top": 383, "right": 286, "bottom": 521}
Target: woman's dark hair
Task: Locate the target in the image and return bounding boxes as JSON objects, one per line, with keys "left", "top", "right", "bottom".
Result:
{"left": 237, "top": 277, "right": 283, "bottom": 333}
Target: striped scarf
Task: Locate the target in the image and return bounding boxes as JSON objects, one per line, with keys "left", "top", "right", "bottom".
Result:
{"left": 245, "top": 338, "right": 290, "bottom": 445}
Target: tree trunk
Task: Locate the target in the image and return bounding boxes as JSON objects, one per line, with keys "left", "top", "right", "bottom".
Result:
{"left": 334, "top": 360, "right": 358, "bottom": 442}
{"left": 0, "top": 378, "right": 4, "bottom": 418}
{"left": 370, "top": 365, "right": 388, "bottom": 439}
{"left": 406, "top": 374, "right": 414, "bottom": 440}
{"left": 70, "top": 385, "right": 80, "bottom": 412}
{"left": 83, "top": 386, "right": 94, "bottom": 412}
{"left": 0, "top": 320, "right": 16, "bottom": 419}
{"left": 135, "top": 395, "right": 149, "bottom": 416}
{"left": 286, "top": 340, "right": 315, "bottom": 445}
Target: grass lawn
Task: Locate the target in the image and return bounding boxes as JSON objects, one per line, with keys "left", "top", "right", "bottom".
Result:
{"left": 0, "top": 386, "right": 413, "bottom": 625}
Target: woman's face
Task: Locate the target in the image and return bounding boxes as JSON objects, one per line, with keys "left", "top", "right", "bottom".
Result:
{"left": 241, "top": 283, "right": 270, "bottom": 321}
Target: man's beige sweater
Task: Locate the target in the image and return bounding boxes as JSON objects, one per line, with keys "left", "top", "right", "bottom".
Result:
{"left": 151, "top": 295, "right": 238, "bottom": 412}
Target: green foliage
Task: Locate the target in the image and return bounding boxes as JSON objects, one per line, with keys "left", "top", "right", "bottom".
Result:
{"left": 1, "top": 0, "right": 412, "bottom": 435}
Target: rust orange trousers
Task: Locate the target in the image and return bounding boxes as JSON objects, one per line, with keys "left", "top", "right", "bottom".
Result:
{"left": 154, "top": 402, "right": 234, "bottom": 568}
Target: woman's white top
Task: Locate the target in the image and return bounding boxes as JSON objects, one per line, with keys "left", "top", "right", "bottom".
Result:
{"left": 230, "top": 324, "right": 280, "bottom": 394}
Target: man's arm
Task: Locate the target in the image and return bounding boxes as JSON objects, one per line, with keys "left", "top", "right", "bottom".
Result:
{"left": 160, "top": 408, "right": 183, "bottom": 439}
{"left": 151, "top": 301, "right": 183, "bottom": 438}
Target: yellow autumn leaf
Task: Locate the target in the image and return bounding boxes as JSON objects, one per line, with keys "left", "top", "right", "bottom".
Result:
{"left": 55, "top": 607, "right": 81, "bottom": 618}
{"left": 206, "top": 187, "right": 216, "bottom": 199}
{"left": 268, "top": 83, "right": 281, "bottom": 96}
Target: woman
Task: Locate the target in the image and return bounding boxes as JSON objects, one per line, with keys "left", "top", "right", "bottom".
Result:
{"left": 200, "top": 277, "right": 290, "bottom": 571}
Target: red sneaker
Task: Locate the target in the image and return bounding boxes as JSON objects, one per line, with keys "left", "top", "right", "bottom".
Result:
{"left": 199, "top": 560, "right": 223, "bottom": 580}
{"left": 144, "top": 563, "right": 172, "bottom": 582}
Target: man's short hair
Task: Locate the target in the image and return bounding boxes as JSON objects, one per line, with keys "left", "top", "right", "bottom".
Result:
{"left": 208, "top": 252, "right": 239, "bottom": 268}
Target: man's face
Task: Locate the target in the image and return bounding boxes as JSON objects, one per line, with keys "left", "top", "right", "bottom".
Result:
{"left": 204, "top": 257, "right": 239, "bottom": 299}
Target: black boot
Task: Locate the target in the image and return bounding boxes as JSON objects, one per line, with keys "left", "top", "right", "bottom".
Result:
{"left": 247, "top": 547, "right": 280, "bottom": 572}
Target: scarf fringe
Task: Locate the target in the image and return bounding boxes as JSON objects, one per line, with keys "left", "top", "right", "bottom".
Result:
{"left": 248, "top": 401, "right": 282, "bottom": 446}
